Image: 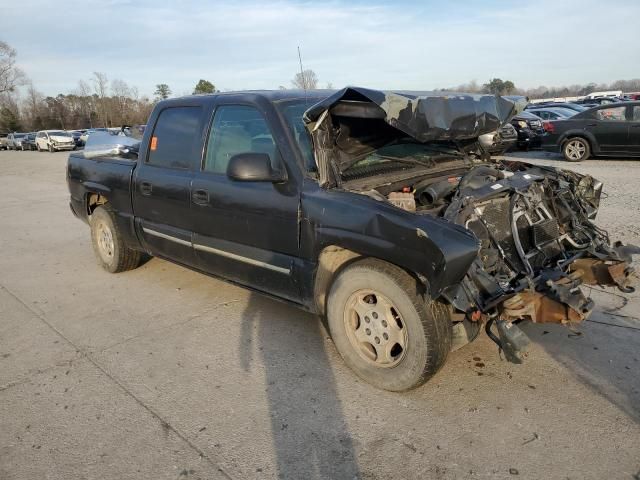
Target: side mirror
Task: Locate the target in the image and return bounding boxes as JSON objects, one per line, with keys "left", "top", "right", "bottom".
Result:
{"left": 227, "top": 153, "right": 286, "bottom": 183}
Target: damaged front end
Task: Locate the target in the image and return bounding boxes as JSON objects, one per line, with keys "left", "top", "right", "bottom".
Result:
{"left": 303, "top": 87, "right": 638, "bottom": 363}
{"left": 441, "top": 161, "right": 638, "bottom": 362}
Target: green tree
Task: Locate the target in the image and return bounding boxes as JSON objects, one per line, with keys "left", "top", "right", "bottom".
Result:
{"left": 483, "top": 78, "right": 516, "bottom": 95}
{"left": 193, "top": 79, "right": 216, "bottom": 94}
{"left": 0, "top": 106, "right": 22, "bottom": 131}
{"left": 154, "top": 83, "right": 172, "bottom": 100}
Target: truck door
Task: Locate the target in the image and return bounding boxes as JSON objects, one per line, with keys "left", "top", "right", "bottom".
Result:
{"left": 189, "top": 101, "right": 302, "bottom": 301}
{"left": 132, "top": 105, "right": 206, "bottom": 266}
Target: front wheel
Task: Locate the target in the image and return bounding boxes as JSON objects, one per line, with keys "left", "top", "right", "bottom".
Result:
{"left": 90, "top": 206, "right": 142, "bottom": 273}
{"left": 327, "top": 258, "right": 452, "bottom": 391}
{"left": 48, "top": 143, "right": 54, "bottom": 153}
{"left": 563, "top": 137, "right": 590, "bottom": 162}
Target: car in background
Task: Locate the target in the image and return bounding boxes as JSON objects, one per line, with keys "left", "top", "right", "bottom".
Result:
{"left": 478, "top": 123, "right": 517, "bottom": 155}
{"left": 510, "top": 111, "right": 545, "bottom": 149}
{"left": 527, "top": 107, "right": 576, "bottom": 120}
{"left": 7, "top": 133, "right": 26, "bottom": 150}
{"left": 22, "top": 132, "right": 38, "bottom": 150}
{"left": 527, "top": 102, "right": 587, "bottom": 113}
{"left": 575, "top": 96, "right": 621, "bottom": 106}
{"left": 79, "top": 128, "right": 108, "bottom": 144}
{"left": 0, "top": 134, "right": 8, "bottom": 150}
{"left": 35, "top": 130, "right": 76, "bottom": 152}
{"left": 69, "top": 130, "right": 85, "bottom": 148}
{"left": 541, "top": 101, "right": 640, "bottom": 161}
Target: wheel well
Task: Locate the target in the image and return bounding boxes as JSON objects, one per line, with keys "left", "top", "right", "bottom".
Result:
{"left": 562, "top": 134, "right": 592, "bottom": 151}
{"left": 313, "top": 246, "right": 428, "bottom": 316}
{"left": 86, "top": 193, "right": 108, "bottom": 216}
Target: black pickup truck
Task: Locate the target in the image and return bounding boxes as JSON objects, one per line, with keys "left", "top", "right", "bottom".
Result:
{"left": 67, "top": 87, "right": 637, "bottom": 391}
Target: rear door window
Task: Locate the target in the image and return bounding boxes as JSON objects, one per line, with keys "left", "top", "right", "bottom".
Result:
{"left": 147, "top": 106, "right": 203, "bottom": 169}
{"left": 596, "top": 106, "right": 626, "bottom": 121}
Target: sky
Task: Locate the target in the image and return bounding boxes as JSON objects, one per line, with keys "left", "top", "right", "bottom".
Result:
{"left": 3, "top": 0, "right": 640, "bottom": 97}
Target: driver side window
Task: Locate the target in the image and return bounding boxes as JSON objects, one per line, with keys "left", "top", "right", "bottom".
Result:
{"left": 204, "top": 105, "right": 277, "bottom": 174}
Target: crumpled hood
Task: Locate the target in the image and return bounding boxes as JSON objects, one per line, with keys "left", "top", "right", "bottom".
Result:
{"left": 303, "top": 86, "right": 527, "bottom": 187}
{"left": 50, "top": 135, "right": 73, "bottom": 142}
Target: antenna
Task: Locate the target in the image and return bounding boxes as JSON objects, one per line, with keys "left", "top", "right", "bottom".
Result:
{"left": 297, "top": 46, "right": 308, "bottom": 101}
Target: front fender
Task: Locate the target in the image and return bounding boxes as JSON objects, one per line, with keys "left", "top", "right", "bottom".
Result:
{"left": 301, "top": 185, "right": 479, "bottom": 296}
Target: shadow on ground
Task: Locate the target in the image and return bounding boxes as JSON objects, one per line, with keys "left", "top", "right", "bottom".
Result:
{"left": 522, "top": 290, "right": 640, "bottom": 423}
{"left": 238, "top": 293, "right": 360, "bottom": 479}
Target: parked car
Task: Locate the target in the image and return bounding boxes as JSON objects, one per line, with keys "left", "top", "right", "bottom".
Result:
{"left": 79, "top": 128, "right": 109, "bottom": 144}
{"left": 527, "top": 102, "right": 587, "bottom": 113}
{"left": 22, "top": 132, "right": 38, "bottom": 150}
{"left": 7, "top": 132, "right": 26, "bottom": 150}
{"left": 66, "top": 88, "right": 637, "bottom": 391}
{"left": 69, "top": 130, "right": 84, "bottom": 148}
{"left": 575, "top": 96, "right": 621, "bottom": 106}
{"left": 527, "top": 107, "right": 576, "bottom": 120}
{"left": 541, "top": 101, "right": 640, "bottom": 161}
{"left": 35, "top": 130, "right": 76, "bottom": 152}
{"left": 478, "top": 123, "right": 517, "bottom": 154}
{"left": 510, "top": 111, "right": 545, "bottom": 149}
{"left": 0, "top": 134, "right": 8, "bottom": 150}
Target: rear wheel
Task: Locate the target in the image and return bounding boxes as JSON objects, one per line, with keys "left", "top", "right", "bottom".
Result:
{"left": 90, "top": 206, "right": 142, "bottom": 273}
{"left": 563, "top": 137, "right": 590, "bottom": 162}
{"left": 327, "top": 258, "right": 452, "bottom": 391}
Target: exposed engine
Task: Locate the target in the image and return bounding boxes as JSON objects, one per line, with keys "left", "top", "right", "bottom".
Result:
{"left": 351, "top": 159, "right": 638, "bottom": 362}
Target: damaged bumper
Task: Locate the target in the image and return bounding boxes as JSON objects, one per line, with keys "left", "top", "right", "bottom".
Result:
{"left": 440, "top": 161, "right": 638, "bottom": 360}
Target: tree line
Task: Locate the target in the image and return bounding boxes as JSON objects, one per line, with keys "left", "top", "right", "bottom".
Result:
{"left": 439, "top": 77, "right": 640, "bottom": 98}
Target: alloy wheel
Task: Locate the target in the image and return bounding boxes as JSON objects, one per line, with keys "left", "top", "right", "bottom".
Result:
{"left": 343, "top": 290, "right": 408, "bottom": 368}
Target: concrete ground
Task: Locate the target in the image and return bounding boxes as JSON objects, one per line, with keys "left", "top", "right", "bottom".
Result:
{"left": 1, "top": 149, "right": 639, "bottom": 480}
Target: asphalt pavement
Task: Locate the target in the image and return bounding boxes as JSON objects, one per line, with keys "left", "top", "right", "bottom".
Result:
{"left": 1, "top": 149, "right": 639, "bottom": 479}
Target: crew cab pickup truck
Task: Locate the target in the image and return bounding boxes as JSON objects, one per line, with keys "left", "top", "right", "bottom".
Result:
{"left": 67, "top": 87, "right": 637, "bottom": 391}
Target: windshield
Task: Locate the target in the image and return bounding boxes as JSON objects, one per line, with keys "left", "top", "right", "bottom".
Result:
{"left": 14, "top": 133, "right": 26, "bottom": 138}
{"left": 277, "top": 100, "right": 316, "bottom": 170}
{"left": 346, "top": 142, "right": 460, "bottom": 173}
{"left": 49, "top": 131, "right": 70, "bottom": 137}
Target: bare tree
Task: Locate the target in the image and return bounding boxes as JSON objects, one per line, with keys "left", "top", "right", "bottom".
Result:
{"left": 22, "top": 82, "right": 45, "bottom": 130}
{"left": 112, "top": 78, "right": 131, "bottom": 124}
{"left": 92, "top": 72, "right": 110, "bottom": 127}
{"left": 0, "top": 41, "right": 26, "bottom": 94}
{"left": 291, "top": 69, "right": 319, "bottom": 90}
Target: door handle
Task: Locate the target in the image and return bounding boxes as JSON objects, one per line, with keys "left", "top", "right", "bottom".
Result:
{"left": 631, "top": 124, "right": 640, "bottom": 128}
{"left": 586, "top": 123, "right": 597, "bottom": 127}
{"left": 192, "top": 189, "right": 209, "bottom": 205}
{"left": 140, "top": 182, "right": 153, "bottom": 195}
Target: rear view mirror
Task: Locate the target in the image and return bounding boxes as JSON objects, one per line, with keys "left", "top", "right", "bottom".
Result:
{"left": 227, "top": 153, "right": 286, "bottom": 183}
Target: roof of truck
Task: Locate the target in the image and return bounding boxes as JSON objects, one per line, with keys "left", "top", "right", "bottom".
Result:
{"left": 185, "top": 89, "right": 335, "bottom": 102}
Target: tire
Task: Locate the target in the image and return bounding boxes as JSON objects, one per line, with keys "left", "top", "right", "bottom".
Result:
{"left": 563, "top": 137, "right": 590, "bottom": 162}
{"left": 90, "top": 206, "right": 142, "bottom": 273}
{"left": 326, "top": 258, "right": 452, "bottom": 391}
{"left": 48, "top": 143, "right": 54, "bottom": 153}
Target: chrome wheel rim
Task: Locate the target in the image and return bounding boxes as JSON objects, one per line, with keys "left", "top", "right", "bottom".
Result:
{"left": 565, "top": 140, "right": 586, "bottom": 160}
{"left": 344, "top": 290, "right": 408, "bottom": 368}
{"left": 96, "top": 221, "right": 114, "bottom": 262}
